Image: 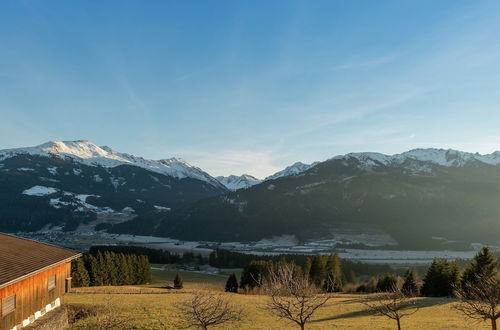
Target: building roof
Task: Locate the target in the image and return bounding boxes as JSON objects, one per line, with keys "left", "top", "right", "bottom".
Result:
{"left": 0, "top": 233, "right": 81, "bottom": 288}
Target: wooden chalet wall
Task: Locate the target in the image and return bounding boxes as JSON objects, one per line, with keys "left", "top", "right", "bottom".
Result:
{"left": 0, "top": 262, "right": 71, "bottom": 330}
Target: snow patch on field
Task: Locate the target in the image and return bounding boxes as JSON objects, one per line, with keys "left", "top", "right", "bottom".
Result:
{"left": 122, "top": 207, "right": 135, "bottom": 213}
{"left": 47, "top": 191, "right": 117, "bottom": 214}
{"left": 23, "top": 185, "right": 58, "bottom": 196}
{"left": 17, "top": 167, "right": 35, "bottom": 172}
{"left": 50, "top": 198, "right": 76, "bottom": 209}
{"left": 40, "top": 177, "right": 60, "bottom": 183}
{"left": 154, "top": 205, "right": 171, "bottom": 211}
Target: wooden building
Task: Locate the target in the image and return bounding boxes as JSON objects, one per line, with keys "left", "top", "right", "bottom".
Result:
{"left": 0, "top": 233, "right": 81, "bottom": 330}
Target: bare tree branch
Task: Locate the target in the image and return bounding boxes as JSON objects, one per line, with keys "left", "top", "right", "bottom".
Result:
{"left": 262, "top": 262, "right": 330, "bottom": 330}
{"left": 454, "top": 274, "right": 500, "bottom": 330}
{"left": 363, "top": 285, "right": 419, "bottom": 330}
{"left": 176, "top": 291, "right": 242, "bottom": 329}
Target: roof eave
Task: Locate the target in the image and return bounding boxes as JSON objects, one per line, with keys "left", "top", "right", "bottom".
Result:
{"left": 0, "top": 253, "right": 81, "bottom": 289}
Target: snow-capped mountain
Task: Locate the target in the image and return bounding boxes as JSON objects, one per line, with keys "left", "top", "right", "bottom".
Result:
{"left": 265, "top": 161, "right": 320, "bottom": 181}
{"left": 0, "top": 140, "right": 225, "bottom": 189}
{"left": 216, "top": 174, "right": 261, "bottom": 191}
{"left": 154, "top": 147, "right": 500, "bottom": 247}
{"left": 0, "top": 140, "right": 229, "bottom": 233}
{"left": 260, "top": 149, "right": 500, "bottom": 183}
{"left": 333, "top": 148, "right": 500, "bottom": 169}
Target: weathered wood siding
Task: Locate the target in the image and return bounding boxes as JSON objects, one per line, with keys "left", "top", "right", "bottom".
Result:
{"left": 0, "top": 262, "right": 71, "bottom": 330}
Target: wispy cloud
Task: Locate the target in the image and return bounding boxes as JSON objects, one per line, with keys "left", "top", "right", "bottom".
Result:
{"left": 331, "top": 53, "right": 400, "bottom": 72}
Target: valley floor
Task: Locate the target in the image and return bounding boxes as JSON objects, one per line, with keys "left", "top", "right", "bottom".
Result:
{"left": 64, "top": 271, "right": 489, "bottom": 329}
{"left": 21, "top": 231, "right": 481, "bottom": 266}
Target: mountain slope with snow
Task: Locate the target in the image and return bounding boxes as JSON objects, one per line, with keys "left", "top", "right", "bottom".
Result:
{"left": 153, "top": 148, "right": 500, "bottom": 248}
{"left": 0, "top": 141, "right": 226, "bottom": 189}
{"left": 333, "top": 148, "right": 500, "bottom": 168}
{"left": 265, "top": 162, "right": 320, "bottom": 181}
{"left": 216, "top": 174, "right": 261, "bottom": 191}
{"left": 0, "top": 141, "right": 228, "bottom": 232}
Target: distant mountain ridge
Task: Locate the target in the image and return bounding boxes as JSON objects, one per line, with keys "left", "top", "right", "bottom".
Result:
{"left": 265, "top": 161, "right": 320, "bottom": 181}
{"left": 216, "top": 174, "right": 261, "bottom": 191}
{"left": 3, "top": 142, "right": 500, "bottom": 250}
{"left": 148, "top": 148, "right": 500, "bottom": 249}
{"left": 334, "top": 148, "right": 500, "bottom": 168}
{"left": 0, "top": 140, "right": 226, "bottom": 189}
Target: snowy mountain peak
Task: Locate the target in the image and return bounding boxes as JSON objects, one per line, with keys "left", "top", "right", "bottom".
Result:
{"left": 0, "top": 140, "right": 225, "bottom": 188}
{"left": 265, "top": 161, "right": 320, "bottom": 181}
{"left": 216, "top": 174, "right": 261, "bottom": 191}
{"left": 334, "top": 148, "right": 500, "bottom": 168}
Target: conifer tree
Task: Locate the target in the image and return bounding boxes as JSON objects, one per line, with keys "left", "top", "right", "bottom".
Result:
{"left": 129, "top": 254, "right": 141, "bottom": 284}
{"left": 174, "top": 273, "right": 183, "bottom": 289}
{"left": 225, "top": 273, "right": 239, "bottom": 293}
{"left": 240, "top": 260, "right": 273, "bottom": 289}
{"left": 401, "top": 268, "right": 419, "bottom": 296}
{"left": 85, "top": 254, "right": 103, "bottom": 286}
{"left": 303, "top": 257, "right": 312, "bottom": 278}
{"left": 116, "top": 253, "right": 131, "bottom": 285}
{"left": 324, "top": 253, "right": 343, "bottom": 292}
{"left": 104, "top": 252, "right": 119, "bottom": 285}
{"left": 71, "top": 257, "right": 90, "bottom": 287}
{"left": 124, "top": 254, "right": 134, "bottom": 284}
{"left": 209, "top": 251, "right": 217, "bottom": 267}
{"left": 140, "top": 255, "right": 153, "bottom": 284}
{"left": 96, "top": 251, "right": 110, "bottom": 285}
{"left": 309, "top": 255, "right": 326, "bottom": 288}
{"left": 462, "top": 246, "right": 498, "bottom": 287}
{"left": 421, "top": 258, "right": 460, "bottom": 297}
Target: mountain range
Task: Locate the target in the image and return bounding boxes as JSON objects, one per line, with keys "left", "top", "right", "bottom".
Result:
{"left": 0, "top": 141, "right": 229, "bottom": 231}
{"left": 2, "top": 141, "right": 500, "bottom": 249}
{"left": 150, "top": 148, "right": 500, "bottom": 249}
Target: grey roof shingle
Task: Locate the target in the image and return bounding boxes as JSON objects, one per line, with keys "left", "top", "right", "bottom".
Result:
{"left": 0, "top": 233, "right": 80, "bottom": 288}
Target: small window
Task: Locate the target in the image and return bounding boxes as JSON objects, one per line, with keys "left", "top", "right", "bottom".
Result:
{"left": 2, "top": 294, "right": 16, "bottom": 316}
{"left": 48, "top": 275, "right": 56, "bottom": 291}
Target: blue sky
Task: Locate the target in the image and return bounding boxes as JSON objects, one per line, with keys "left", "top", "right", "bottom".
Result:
{"left": 1, "top": 0, "right": 500, "bottom": 178}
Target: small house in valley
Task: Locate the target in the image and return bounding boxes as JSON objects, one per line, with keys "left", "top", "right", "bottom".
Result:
{"left": 0, "top": 233, "right": 81, "bottom": 330}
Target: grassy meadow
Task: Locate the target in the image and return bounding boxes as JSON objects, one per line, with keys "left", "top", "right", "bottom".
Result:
{"left": 64, "top": 267, "right": 489, "bottom": 330}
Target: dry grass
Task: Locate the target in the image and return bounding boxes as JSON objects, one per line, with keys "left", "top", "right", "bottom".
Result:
{"left": 65, "top": 283, "right": 491, "bottom": 329}
{"left": 64, "top": 266, "right": 489, "bottom": 329}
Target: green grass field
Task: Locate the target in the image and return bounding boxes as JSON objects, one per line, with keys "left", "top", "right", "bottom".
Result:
{"left": 64, "top": 267, "right": 490, "bottom": 329}
{"left": 150, "top": 265, "right": 242, "bottom": 285}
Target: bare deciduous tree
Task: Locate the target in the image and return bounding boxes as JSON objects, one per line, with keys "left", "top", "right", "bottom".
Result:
{"left": 262, "top": 262, "right": 330, "bottom": 330}
{"left": 363, "top": 285, "right": 419, "bottom": 330}
{"left": 454, "top": 274, "right": 500, "bottom": 330}
{"left": 176, "top": 291, "right": 242, "bottom": 329}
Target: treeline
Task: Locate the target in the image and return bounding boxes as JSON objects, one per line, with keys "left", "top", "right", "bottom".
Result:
{"left": 354, "top": 246, "right": 499, "bottom": 297}
{"left": 237, "top": 254, "right": 343, "bottom": 292}
{"left": 225, "top": 247, "right": 499, "bottom": 298}
{"left": 89, "top": 245, "right": 203, "bottom": 264}
{"left": 71, "top": 251, "right": 152, "bottom": 287}
{"left": 209, "top": 248, "right": 392, "bottom": 281}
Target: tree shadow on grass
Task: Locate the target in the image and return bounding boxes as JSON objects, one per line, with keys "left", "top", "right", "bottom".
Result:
{"left": 312, "top": 297, "right": 453, "bottom": 323}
